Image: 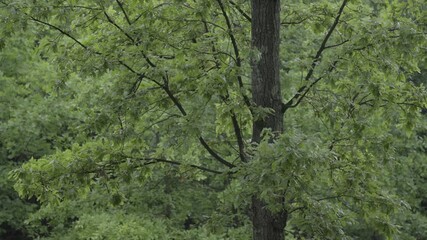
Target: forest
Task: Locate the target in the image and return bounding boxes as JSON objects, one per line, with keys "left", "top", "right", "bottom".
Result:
{"left": 0, "top": 0, "right": 426, "bottom": 239}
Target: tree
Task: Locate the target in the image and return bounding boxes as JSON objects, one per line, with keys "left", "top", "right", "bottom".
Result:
{"left": 1, "top": 0, "right": 425, "bottom": 239}
{"left": 0, "top": 25, "right": 86, "bottom": 239}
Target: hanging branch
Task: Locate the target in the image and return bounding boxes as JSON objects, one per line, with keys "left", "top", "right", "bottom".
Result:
{"left": 198, "top": 137, "right": 236, "bottom": 168}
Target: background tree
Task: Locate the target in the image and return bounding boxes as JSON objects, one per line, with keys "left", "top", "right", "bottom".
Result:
{"left": 0, "top": 25, "right": 86, "bottom": 239}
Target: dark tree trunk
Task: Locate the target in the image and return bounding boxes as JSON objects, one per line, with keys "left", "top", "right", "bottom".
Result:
{"left": 251, "top": 196, "right": 287, "bottom": 240}
{"left": 251, "top": 0, "right": 283, "bottom": 142}
{"left": 251, "top": 0, "right": 287, "bottom": 239}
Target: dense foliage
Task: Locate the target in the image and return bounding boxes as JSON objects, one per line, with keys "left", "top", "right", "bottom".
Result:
{"left": 0, "top": 0, "right": 426, "bottom": 239}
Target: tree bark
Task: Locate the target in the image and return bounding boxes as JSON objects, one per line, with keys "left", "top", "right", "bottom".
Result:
{"left": 251, "top": 0, "right": 283, "bottom": 142}
{"left": 251, "top": 0, "right": 287, "bottom": 239}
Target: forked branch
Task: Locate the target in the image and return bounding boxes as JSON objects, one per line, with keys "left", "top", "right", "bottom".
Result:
{"left": 282, "top": 0, "right": 348, "bottom": 113}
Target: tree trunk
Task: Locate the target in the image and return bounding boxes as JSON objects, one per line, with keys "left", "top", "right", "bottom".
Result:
{"left": 251, "top": 0, "right": 283, "bottom": 142}
{"left": 251, "top": 0, "right": 287, "bottom": 239}
{"left": 252, "top": 197, "right": 287, "bottom": 240}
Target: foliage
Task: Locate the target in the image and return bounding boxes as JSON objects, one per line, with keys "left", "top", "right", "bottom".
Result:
{"left": 0, "top": 0, "right": 425, "bottom": 239}
{"left": 0, "top": 28, "right": 58, "bottom": 238}
{"left": 0, "top": 16, "right": 88, "bottom": 238}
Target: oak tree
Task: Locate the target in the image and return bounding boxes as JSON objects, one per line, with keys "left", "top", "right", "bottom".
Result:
{"left": 1, "top": 0, "right": 425, "bottom": 239}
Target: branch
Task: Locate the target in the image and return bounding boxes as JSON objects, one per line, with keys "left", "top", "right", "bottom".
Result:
{"left": 129, "top": 74, "right": 145, "bottom": 94}
{"left": 115, "top": 0, "right": 131, "bottom": 25}
{"left": 103, "top": 9, "right": 156, "bottom": 68}
{"left": 35, "top": 5, "right": 102, "bottom": 11}
{"left": 315, "top": 194, "right": 353, "bottom": 202}
{"left": 131, "top": 2, "right": 170, "bottom": 24}
{"left": 158, "top": 17, "right": 227, "bottom": 31}
{"left": 288, "top": 206, "right": 305, "bottom": 214}
{"left": 161, "top": 75, "right": 236, "bottom": 169}
{"left": 202, "top": 19, "right": 246, "bottom": 164}
{"left": 231, "top": 113, "right": 247, "bottom": 163}
{"left": 216, "top": 0, "right": 251, "bottom": 109}
{"left": 284, "top": 61, "right": 338, "bottom": 111}
{"left": 281, "top": 17, "right": 310, "bottom": 25}
{"left": 115, "top": 154, "right": 223, "bottom": 174}
{"left": 161, "top": 75, "right": 187, "bottom": 116}
{"left": 199, "top": 137, "right": 236, "bottom": 168}
{"left": 28, "top": 13, "right": 152, "bottom": 103}
{"left": 229, "top": 0, "right": 251, "bottom": 22}
{"left": 27, "top": 14, "right": 149, "bottom": 80}
{"left": 286, "top": 77, "right": 323, "bottom": 109}
{"left": 28, "top": 15, "right": 90, "bottom": 51}
{"left": 307, "top": 0, "right": 348, "bottom": 81}
{"left": 324, "top": 39, "right": 349, "bottom": 49}
{"left": 140, "top": 157, "right": 223, "bottom": 174}
{"left": 103, "top": 10, "right": 135, "bottom": 42}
